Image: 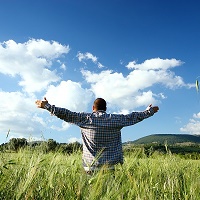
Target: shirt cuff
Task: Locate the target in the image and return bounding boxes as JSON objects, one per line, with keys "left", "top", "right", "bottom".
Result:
{"left": 44, "top": 102, "right": 51, "bottom": 110}
{"left": 148, "top": 107, "right": 155, "bottom": 115}
{"left": 44, "top": 103, "right": 55, "bottom": 115}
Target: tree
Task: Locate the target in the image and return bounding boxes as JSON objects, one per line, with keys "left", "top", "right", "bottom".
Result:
{"left": 47, "top": 139, "right": 57, "bottom": 152}
{"left": 8, "top": 138, "right": 27, "bottom": 151}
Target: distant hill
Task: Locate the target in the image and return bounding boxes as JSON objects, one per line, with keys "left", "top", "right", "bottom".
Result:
{"left": 125, "top": 134, "right": 200, "bottom": 145}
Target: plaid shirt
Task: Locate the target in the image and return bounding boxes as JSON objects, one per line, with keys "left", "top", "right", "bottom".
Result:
{"left": 44, "top": 103, "right": 155, "bottom": 169}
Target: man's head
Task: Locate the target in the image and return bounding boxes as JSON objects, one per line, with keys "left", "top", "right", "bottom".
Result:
{"left": 93, "top": 98, "right": 107, "bottom": 111}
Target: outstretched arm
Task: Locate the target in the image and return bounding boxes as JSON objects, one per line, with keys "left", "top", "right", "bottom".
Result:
{"left": 121, "top": 104, "right": 159, "bottom": 127}
{"left": 35, "top": 97, "right": 87, "bottom": 124}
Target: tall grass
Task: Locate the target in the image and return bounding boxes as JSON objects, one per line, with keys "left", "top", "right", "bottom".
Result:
{"left": 0, "top": 149, "right": 200, "bottom": 199}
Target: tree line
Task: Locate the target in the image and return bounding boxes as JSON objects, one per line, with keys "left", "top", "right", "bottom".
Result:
{"left": 0, "top": 138, "right": 82, "bottom": 154}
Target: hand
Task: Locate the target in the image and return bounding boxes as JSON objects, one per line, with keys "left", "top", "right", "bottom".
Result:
{"left": 35, "top": 97, "right": 48, "bottom": 109}
{"left": 147, "top": 104, "right": 159, "bottom": 113}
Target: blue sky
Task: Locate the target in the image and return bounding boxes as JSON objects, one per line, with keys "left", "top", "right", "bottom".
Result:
{"left": 0, "top": 0, "right": 200, "bottom": 144}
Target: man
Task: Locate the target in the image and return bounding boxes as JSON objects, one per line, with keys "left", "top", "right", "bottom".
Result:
{"left": 35, "top": 97, "right": 159, "bottom": 173}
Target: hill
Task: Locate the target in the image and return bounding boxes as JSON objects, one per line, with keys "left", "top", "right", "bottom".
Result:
{"left": 126, "top": 134, "right": 200, "bottom": 145}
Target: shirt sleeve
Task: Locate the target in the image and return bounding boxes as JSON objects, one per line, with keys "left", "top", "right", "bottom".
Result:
{"left": 121, "top": 107, "right": 155, "bottom": 127}
{"left": 44, "top": 103, "right": 87, "bottom": 124}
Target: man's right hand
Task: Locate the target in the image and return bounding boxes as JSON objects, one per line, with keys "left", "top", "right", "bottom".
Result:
{"left": 146, "top": 104, "right": 159, "bottom": 113}
{"left": 35, "top": 97, "right": 48, "bottom": 109}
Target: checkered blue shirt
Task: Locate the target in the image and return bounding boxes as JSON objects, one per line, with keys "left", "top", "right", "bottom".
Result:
{"left": 44, "top": 103, "right": 155, "bottom": 168}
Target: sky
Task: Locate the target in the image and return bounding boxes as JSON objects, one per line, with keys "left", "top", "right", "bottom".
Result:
{"left": 0, "top": 0, "right": 200, "bottom": 144}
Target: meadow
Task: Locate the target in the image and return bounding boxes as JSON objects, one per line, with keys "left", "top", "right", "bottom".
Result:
{"left": 0, "top": 149, "right": 200, "bottom": 200}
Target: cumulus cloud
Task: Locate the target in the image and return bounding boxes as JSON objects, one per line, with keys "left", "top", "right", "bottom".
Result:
{"left": 126, "top": 58, "right": 187, "bottom": 89}
{"left": 0, "top": 88, "right": 74, "bottom": 140}
{"left": 180, "top": 112, "right": 200, "bottom": 135}
{"left": 45, "top": 80, "right": 93, "bottom": 111}
{"left": 180, "top": 119, "right": 200, "bottom": 135}
{"left": 0, "top": 39, "right": 70, "bottom": 93}
{"left": 193, "top": 112, "right": 200, "bottom": 119}
{"left": 77, "top": 52, "right": 97, "bottom": 63}
{"left": 126, "top": 58, "right": 183, "bottom": 70}
{"left": 50, "top": 122, "right": 71, "bottom": 131}
{"left": 81, "top": 58, "right": 190, "bottom": 112}
{"left": 0, "top": 91, "right": 45, "bottom": 137}
{"left": 77, "top": 52, "right": 104, "bottom": 68}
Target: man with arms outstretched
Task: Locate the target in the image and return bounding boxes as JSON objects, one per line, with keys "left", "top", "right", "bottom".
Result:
{"left": 35, "top": 97, "right": 159, "bottom": 173}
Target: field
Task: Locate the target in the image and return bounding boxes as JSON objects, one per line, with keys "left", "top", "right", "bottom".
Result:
{"left": 0, "top": 150, "right": 200, "bottom": 200}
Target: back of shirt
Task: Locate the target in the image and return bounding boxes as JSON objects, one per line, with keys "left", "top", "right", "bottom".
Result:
{"left": 79, "top": 111, "right": 124, "bottom": 167}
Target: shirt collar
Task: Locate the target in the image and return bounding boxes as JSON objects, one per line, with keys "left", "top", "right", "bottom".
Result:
{"left": 93, "top": 110, "right": 106, "bottom": 113}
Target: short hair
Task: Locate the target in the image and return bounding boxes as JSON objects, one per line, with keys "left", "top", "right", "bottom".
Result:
{"left": 93, "top": 98, "right": 107, "bottom": 111}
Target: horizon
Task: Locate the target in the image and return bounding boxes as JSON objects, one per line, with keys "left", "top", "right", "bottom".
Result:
{"left": 1, "top": 132, "right": 199, "bottom": 145}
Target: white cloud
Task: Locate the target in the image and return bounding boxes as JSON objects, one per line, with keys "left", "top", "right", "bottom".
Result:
{"left": 77, "top": 52, "right": 97, "bottom": 63}
{"left": 193, "top": 112, "right": 200, "bottom": 119}
{"left": 125, "top": 58, "right": 189, "bottom": 90}
{"left": 0, "top": 91, "right": 45, "bottom": 138}
{"left": 80, "top": 58, "right": 192, "bottom": 112}
{"left": 68, "top": 137, "right": 82, "bottom": 143}
{"left": 77, "top": 52, "right": 104, "bottom": 68}
{"left": 97, "top": 62, "right": 104, "bottom": 69}
{"left": 45, "top": 80, "right": 93, "bottom": 111}
{"left": 26, "top": 39, "right": 69, "bottom": 59}
{"left": 0, "top": 39, "right": 70, "bottom": 93}
{"left": 126, "top": 58, "right": 183, "bottom": 70}
{"left": 82, "top": 70, "right": 157, "bottom": 110}
{"left": 180, "top": 113, "right": 200, "bottom": 135}
{"left": 60, "top": 63, "right": 66, "bottom": 70}
{"left": 51, "top": 122, "right": 71, "bottom": 131}
{"left": 0, "top": 89, "right": 74, "bottom": 141}
{"left": 32, "top": 115, "right": 47, "bottom": 127}
{"left": 57, "top": 60, "right": 66, "bottom": 70}
{"left": 134, "top": 91, "right": 156, "bottom": 106}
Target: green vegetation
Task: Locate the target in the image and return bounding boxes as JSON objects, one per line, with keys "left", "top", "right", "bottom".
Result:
{"left": 0, "top": 138, "right": 82, "bottom": 154}
{"left": 128, "top": 134, "right": 200, "bottom": 145}
{"left": 1, "top": 135, "right": 200, "bottom": 199}
{"left": 1, "top": 149, "right": 200, "bottom": 199}
{"left": 123, "top": 134, "right": 200, "bottom": 159}
{"left": 124, "top": 143, "right": 200, "bottom": 160}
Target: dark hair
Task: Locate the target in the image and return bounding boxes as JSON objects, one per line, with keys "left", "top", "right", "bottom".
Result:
{"left": 93, "top": 98, "right": 107, "bottom": 111}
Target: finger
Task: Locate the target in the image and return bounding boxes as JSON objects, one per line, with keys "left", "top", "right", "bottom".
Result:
{"left": 44, "top": 97, "right": 48, "bottom": 102}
